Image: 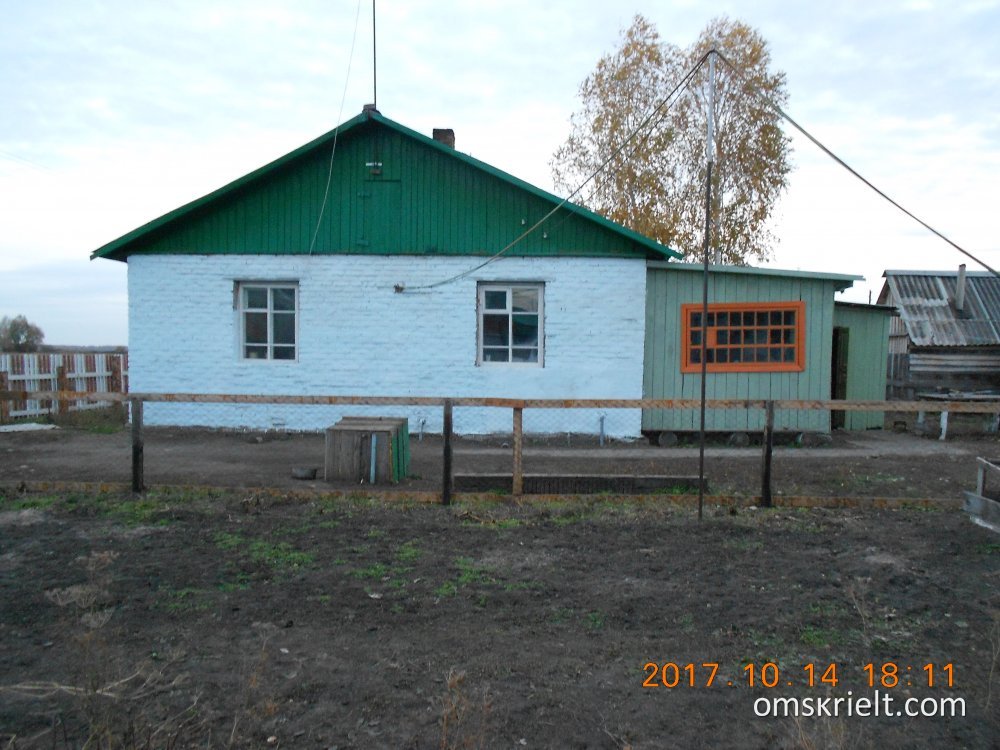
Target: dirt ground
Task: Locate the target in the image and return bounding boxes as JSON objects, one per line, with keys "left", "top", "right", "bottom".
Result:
{"left": 1, "top": 412, "right": 999, "bottom": 500}
{"left": 0, "top": 419, "right": 998, "bottom": 748}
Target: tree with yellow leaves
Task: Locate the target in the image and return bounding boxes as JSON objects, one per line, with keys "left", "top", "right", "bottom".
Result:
{"left": 552, "top": 16, "right": 791, "bottom": 265}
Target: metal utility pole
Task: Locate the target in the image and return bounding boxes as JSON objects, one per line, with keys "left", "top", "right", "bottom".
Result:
{"left": 697, "top": 50, "right": 716, "bottom": 522}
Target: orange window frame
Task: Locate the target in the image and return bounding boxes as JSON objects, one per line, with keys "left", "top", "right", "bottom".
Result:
{"left": 680, "top": 301, "right": 806, "bottom": 373}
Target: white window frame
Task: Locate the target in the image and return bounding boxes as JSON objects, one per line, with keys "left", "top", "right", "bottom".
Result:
{"left": 237, "top": 282, "right": 299, "bottom": 361}
{"left": 477, "top": 282, "right": 544, "bottom": 367}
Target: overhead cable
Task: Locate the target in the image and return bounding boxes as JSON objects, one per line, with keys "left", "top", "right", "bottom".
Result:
{"left": 401, "top": 51, "right": 715, "bottom": 291}
{"left": 308, "top": 0, "right": 365, "bottom": 255}
{"left": 712, "top": 49, "right": 999, "bottom": 278}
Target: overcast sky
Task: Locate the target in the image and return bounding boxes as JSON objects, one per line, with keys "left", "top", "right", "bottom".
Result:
{"left": 2, "top": 0, "right": 998, "bottom": 345}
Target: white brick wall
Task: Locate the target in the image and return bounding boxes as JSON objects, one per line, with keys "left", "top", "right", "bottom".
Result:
{"left": 127, "top": 254, "right": 647, "bottom": 436}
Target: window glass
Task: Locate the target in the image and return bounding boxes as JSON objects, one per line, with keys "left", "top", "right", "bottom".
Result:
{"left": 482, "top": 347, "right": 509, "bottom": 362}
{"left": 483, "top": 315, "right": 509, "bottom": 347}
{"left": 244, "top": 313, "right": 268, "bottom": 344}
{"left": 484, "top": 291, "right": 507, "bottom": 310}
{"left": 682, "top": 302, "right": 804, "bottom": 373}
{"left": 478, "top": 283, "right": 543, "bottom": 366}
{"left": 272, "top": 288, "right": 296, "bottom": 311}
{"left": 245, "top": 287, "right": 268, "bottom": 309}
{"left": 512, "top": 315, "right": 538, "bottom": 346}
{"left": 239, "top": 284, "right": 297, "bottom": 361}
{"left": 511, "top": 289, "right": 538, "bottom": 313}
{"left": 273, "top": 313, "right": 296, "bottom": 345}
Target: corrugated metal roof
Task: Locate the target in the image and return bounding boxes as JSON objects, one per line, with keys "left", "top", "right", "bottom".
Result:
{"left": 881, "top": 270, "right": 1000, "bottom": 347}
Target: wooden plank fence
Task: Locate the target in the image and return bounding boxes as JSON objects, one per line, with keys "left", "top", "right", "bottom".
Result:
{"left": 0, "top": 351, "right": 128, "bottom": 421}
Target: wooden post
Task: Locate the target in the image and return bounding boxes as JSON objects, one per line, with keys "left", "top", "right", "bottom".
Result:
{"left": 56, "top": 365, "right": 70, "bottom": 416}
{"left": 441, "top": 399, "right": 453, "bottom": 506}
{"left": 512, "top": 406, "right": 524, "bottom": 496}
{"left": 131, "top": 398, "right": 144, "bottom": 493}
{"left": 0, "top": 373, "right": 9, "bottom": 424}
{"left": 109, "top": 356, "right": 123, "bottom": 394}
{"left": 760, "top": 400, "right": 774, "bottom": 508}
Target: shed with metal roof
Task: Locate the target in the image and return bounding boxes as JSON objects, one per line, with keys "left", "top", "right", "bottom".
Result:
{"left": 878, "top": 268, "right": 1000, "bottom": 396}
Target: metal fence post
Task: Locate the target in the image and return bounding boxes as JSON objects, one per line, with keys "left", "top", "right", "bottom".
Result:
{"left": 131, "top": 398, "right": 144, "bottom": 493}
{"left": 760, "top": 400, "right": 774, "bottom": 508}
{"left": 512, "top": 405, "right": 524, "bottom": 496}
{"left": 442, "top": 399, "right": 453, "bottom": 505}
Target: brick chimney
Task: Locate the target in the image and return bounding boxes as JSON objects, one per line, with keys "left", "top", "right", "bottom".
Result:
{"left": 432, "top": 128, "right": 456, "bottom": 149}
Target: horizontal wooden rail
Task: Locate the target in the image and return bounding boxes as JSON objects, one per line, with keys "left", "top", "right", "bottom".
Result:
{"left": 2, "top": 390, "right": 1000, "bottom": 414}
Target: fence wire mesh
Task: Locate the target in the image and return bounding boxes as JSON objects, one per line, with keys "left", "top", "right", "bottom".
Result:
{"left": 3, "top": 389, "right": 1000, "bottom": 504}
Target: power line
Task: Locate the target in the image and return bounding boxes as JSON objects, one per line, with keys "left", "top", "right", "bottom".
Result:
{"left": 712, "top": 49, "right": 999, "bottom": 278}
{"left": 401, "top": 52, "right": 713, "bottom": 292}
{"left": 308, "top": 0, "right": 365, "bottom": 256}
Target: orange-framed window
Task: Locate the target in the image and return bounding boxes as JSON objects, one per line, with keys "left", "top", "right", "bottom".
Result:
{"left": 681, "top": 301, "right": 805, "bottom": 373}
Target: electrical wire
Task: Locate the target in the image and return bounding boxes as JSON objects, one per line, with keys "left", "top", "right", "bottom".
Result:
{"left": 308, "top": 0, "right": 365, "bottom": 255}
{"left": 712, "top": 49, "right": 999, "bottom": 278}
{"left": 401, "top": 51, "right": 714, "bottom": 292}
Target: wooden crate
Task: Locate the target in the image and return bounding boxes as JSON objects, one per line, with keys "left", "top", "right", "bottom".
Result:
{"left": 336, "top": 416, "right": 410, "bottom": 481}
{"left": 324, "top": 417, "right": 409, "bottom": 484}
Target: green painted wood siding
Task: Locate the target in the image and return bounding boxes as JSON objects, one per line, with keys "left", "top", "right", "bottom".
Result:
{"left": 832, "top": 304, "right": 892, "bottom": 429}
{"left": 116, "top": 121, "right": 653, "bottom": 259}
{"left": 643, "top": 267, "right": 841, "bottom": 433}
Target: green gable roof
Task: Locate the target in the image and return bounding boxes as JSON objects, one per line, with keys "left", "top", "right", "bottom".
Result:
{"left": 91, "top": 108, "right": 680, "bottom": 263}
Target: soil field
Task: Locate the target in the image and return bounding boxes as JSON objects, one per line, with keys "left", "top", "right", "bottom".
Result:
{"left": 0, "top": 490, "right": 997, "bottom": 748}
{"left": 0, "top": 420, "right": 998, "bottom": 747}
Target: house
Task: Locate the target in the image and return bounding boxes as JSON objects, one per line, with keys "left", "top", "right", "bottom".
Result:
{"left": 91, "top": 107, "right": 679, "bottom": 436}
{"left": 93, "top": 107, "right": 887, "bottom": 436}
{"left": 642, "top": 263, "right": 891, "bottom": 436}
{"left": 878, "top": 267, "right": 1000, "bottom": 397}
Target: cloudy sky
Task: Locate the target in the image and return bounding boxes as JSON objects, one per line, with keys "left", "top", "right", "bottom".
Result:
{"left": 2, "top": 0, "right": 998, "bottom": 345}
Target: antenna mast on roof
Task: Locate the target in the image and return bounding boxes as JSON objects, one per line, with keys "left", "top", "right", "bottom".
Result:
{"left": 372, "top": 0, "right": 377, "bottom": 109}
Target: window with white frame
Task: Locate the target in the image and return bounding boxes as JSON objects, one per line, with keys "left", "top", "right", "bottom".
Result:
{"left": 478, "top": 283, "right": 544, "bottom": 365}
{"left": 238, "top": 283, "right": 297, "bottom": 360}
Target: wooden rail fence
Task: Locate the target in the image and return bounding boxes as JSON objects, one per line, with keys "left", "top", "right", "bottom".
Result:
{"left": 0, "top": 352, "right": 127, "bottom": 420}
{"left": 2, "top": 390, "right": 998, "bottom": 501}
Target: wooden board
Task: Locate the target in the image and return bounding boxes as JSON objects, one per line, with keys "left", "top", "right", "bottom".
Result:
{"left": 962, "top": 491, "right": 1000, "bottom": 534}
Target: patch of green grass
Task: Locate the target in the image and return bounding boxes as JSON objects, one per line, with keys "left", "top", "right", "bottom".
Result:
{"left": 158, "top": 586, "right": 212, "bottom": 613}
{"left": 808, "top": 601, "right": 847, "bottom": 618}
{"left": 799, "top": 625, "right": 843, "bottom": 648}
{"left": 366, "top": 527, "right": 386, "bottom": 539}
{"left": 435, "top": 580, "right": 458, "bottom": 597}
{"left": 724, "top": 537, "right": 765, "bottom": 552}
{"left": 584, "top": 611, "right": 606, "bottom": 631}
{"left": 352, "top": 562, "right": 390, "bottom": 579}
{"left": 214, "top": 531, "right": 244, "bottom": 551}
{"left": 676, "top": 613, "right": 696, "bottom": 633}
{"left": 502, "top": 581, "right": 540, "bottom": 592}
{"left": 0, "top": 494, "right": 63, "bottom": 511}
{"left": 213, "top": 531, "right": 314, "bottom": 570}
{"left": 550, "top": 607, "right": 575, "bottom": 624}
{"left": 455, "top": 557, "right": 495, "bottom": 585}
{"left": 395, "top": 540, "right": 422, "bottom": 563}
{"left": 976, "top": 542, "right": 1000, "bottom": 555}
